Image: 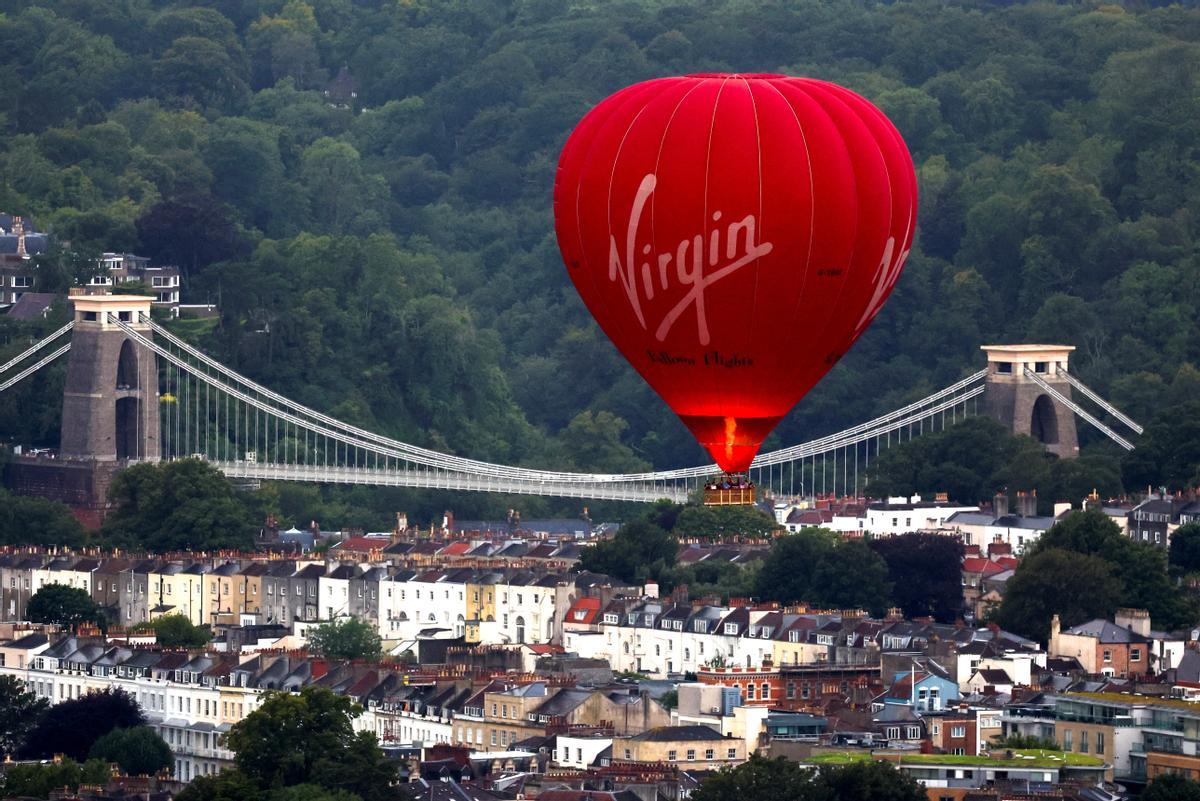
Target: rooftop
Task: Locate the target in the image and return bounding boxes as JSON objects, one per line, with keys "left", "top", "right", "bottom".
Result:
{"left": 1066, "top": 691, "right": 1200, "bottom": 713}
{"left": 626, "top": 725, "right": 729, "bottom": 743}
{"left": 805, "top": 748, "right": 1103, "bottom": 769}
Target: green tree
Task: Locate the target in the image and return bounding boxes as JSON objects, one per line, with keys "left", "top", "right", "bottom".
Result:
{"left": 870, "top": 533, "right": 965, "bottom": 622}
{"left": 1142, "top": 774, "right": 1200, "bottom": 801}
{"left": 26, "top": 584, "right": 107, "bottom": 632}
{"left": 102, "top": 459, "right": 255, "bottom": 551}
{"left": 139, "top": 614, "right": 212, "bottom": 648}
{"left": 577, "top": 520, "right": 677, "bottom": 585}
{"left": 135, "top": 192, "right": 248, "bottom": 283}
{"left": 224, "top": 686, "right": 396, "bottom": 795}
{"left": 175, "top": 769, "right": 266, "bottom": 801}
{"left": 21, "top": 688, "right": 144, "bottom": 760}
{"left": 308, "top": 732, "right": 398, "bottom": 801}
{"left": 155, "top": 36, "right": 250, "bottom": 111}
{"left": 300, "top": 138, "right": 372, "bottom": 233}
{"left": 691, "top": 753, "right": 815, "bottom": 801}
{"left": 1026, "top": 510, "right": 1197, "bottom": 631}
{"left": 1170, "top": 523, "right": 1200, "bottom": 575}
{"left": 672, "top": 505, "right": 778, "bottom": 540}
{"left": 0, "top": 758, "right": 110, "bottom": 800}
{"left": 269, "top": 785, "right": 363, "bottom": 801}
{"left": 0, "top": 676, "right": 49, "bottom": 757}
{"left": 995, "top": 549, "right": 1124, "bottom": 641}
{"left": 756, "top": 530, "right": 892, "bottom": 615}
{"left": 811, "top": 760, "right": 927, "bottom": 801}
{"left": 0, "top": 490, "right": 86, "bottom": 548}
{"left": 306, "top": 619, "right": 382, "bottom": 662}
{"left": 867, "top": 418, "right": 1050, "bottom": 506}
{"left": 692, "top": 754, "right": 924, "bottom": 801}
{"left": 88, "top": 726, "right": 173, "bottom": 776}
{"left": 557, "top": 410, "right": 651, "bottom": 474}
{"left": 1124, "top": 402, "right": 1200, "bottom": 491}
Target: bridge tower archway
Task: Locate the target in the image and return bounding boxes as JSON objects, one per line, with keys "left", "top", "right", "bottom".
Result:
{"left": 60, "top": 295, "right": 160, "bottom": 463}
{"left": 981, "top": 344, "right": 1078, "bottom": 459}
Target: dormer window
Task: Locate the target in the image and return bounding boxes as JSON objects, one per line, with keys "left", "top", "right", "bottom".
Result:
{"left": 724, "top": 623, "right": 738, "bottom": 635}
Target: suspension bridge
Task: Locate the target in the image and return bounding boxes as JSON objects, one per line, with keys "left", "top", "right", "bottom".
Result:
{"left": 0, "top": 295, "right": 1143, "bottom": 506}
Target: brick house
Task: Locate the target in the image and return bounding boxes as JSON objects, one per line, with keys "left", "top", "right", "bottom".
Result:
{"left": 1047, "top": 609, "right": 1187, "bottom": 677}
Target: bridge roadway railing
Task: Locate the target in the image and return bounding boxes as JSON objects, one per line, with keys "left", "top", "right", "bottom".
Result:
{"left": 211, "top": 460, "right": 690, "bottom": 503}
{"left": 209, "top": 386, "right": 983, "bottom": 502}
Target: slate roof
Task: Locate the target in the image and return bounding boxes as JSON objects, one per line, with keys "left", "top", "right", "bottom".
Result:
{"left": 0, "top": 232, "right": 49, "bottom": 254}
{"left": 992, "top": 514, "right": 1056, "bottom": 530}
{"left": 1064, "top": 619, "right": 1149, "bottom": 643}
{"left": 1172, "top": 651, "right": 1200, "bottom": 685}
{"left": 5, "top": 292, "right": 57, "bottom": 319}
{"left": 945, "top": 511, "right": 996, "bottom": 526}
{"left": 3, "top": 632, "right": 48, "bottom": 649}
{"left": 974, "top": 668, "right": 1014, "bottom": 685}
{"left": 626, "top": 725, "right": 727, "bottom": 742}
{"left": 531, "top": 688, "right": 593, "bottom": 718}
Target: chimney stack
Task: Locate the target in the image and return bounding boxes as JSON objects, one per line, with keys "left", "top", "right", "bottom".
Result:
{"left": 993, "top": 492, "right": 1009, "bottom": 517}
{"left": 13, "top": 216, "right": 26, "bottom": 258}
{"left": 1015, "top": 491, "right": 1037, "bottom": 518}
{"left": 1115, "top": 608, "right": 1151, "bottom": 637}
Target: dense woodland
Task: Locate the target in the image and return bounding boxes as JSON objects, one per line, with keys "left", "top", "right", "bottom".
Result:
{"left": 2, "top": 0, "right": 1199, "bottom": 524}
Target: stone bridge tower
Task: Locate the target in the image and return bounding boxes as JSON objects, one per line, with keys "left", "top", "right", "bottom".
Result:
{"left": 60, "top": 294, "right": 160, "bottom": 462}
{"left": 981, "top": 344, "right": 1079, "bottom": 459}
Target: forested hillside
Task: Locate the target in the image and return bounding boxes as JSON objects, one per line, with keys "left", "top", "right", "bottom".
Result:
{"left": 2, "top": 1, "right": 1198, "bottom": 521}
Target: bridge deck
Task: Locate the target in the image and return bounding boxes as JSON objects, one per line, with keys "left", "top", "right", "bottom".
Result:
{"left": 209, "top": 460, "right": 691, "bottom": 503}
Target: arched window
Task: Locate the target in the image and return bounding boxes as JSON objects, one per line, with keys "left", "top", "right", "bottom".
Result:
{"left": 515, "top": 616, "right": 526, "bottom": 644}
{"left": 761, "top": 683, "right": 770, "bottom": 699}
{"left": 746, "top": 685, "right": 756, "bottom": 700}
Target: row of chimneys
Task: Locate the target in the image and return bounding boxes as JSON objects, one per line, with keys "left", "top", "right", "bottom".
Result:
{"left": 993, "top": 490, "right": 1037, "bottom": 518}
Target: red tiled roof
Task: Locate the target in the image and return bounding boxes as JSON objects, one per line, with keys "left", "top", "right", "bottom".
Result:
{"left": 565, "top": 597, "right": 601, "bottom": 625}
{"left": 962, "top": 557, "right": 1007, "bottom": 576}
{"left": 438, "top": 541, "right": 472, "bottom": 556}
{"left": 333, "top": 536, "right": 390, "bottom": 552}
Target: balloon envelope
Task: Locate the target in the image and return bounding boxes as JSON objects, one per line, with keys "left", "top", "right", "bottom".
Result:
{"left": 554, "top": 74, "right": 917, "bottom": 473}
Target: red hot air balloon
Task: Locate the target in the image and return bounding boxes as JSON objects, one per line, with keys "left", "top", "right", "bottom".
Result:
{"left": 554, "top": 74, "right": 917, "bottom": 474}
